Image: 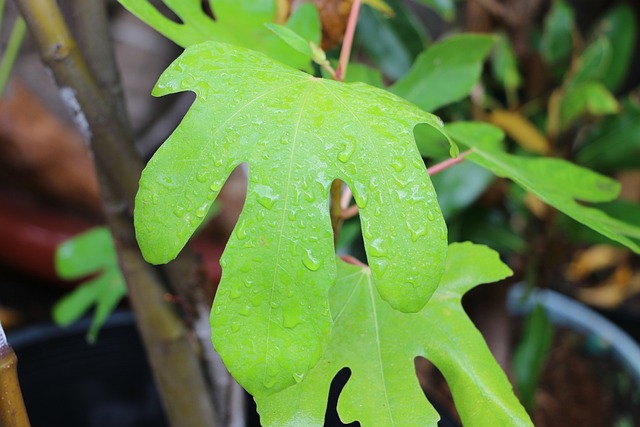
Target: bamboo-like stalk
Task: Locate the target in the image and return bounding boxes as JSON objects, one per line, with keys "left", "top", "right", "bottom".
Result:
{"left": 68, "top": 0, "right": 131, "bottom": 136}
{"left": 12, "top": 1, "right": 220, "bottom": 426}
{"left": 0, "top": 322, "right": 31, "bottom": 427}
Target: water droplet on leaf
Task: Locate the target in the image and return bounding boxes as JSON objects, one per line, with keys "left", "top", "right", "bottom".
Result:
{"left": 302, "top": 248, "right": 321, "bottom": 271}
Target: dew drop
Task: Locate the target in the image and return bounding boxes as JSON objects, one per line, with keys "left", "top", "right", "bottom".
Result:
{"left": 293, "top": 372, "right": 305, "bottom": 383}
{"left": 230, "top": 322, "right": 240, "bottom": 332}
{"left": 302, "top": 248, "right": 321, "bottom": 271}
{"left": 210, "top": 179, "right": 224, "bottom": 192}
{"left": 270, "top": 300, "right": 280, "bottom": 309}
{"left": 230, "top": 286, "right": 242, "bottom": 300}
{"left": 390, "top": 159, "right": 406, "bottom": 172}
{"left": 283, "top": 309, "right": 304, "bottom": 329}
{"left": 214, "top": 158, "right": 223, "bottom": 167}
{"left": 427, "top": 210, "right": 435, "bottom": 221}
{"left": 337, "top": 138, "right": 356, "bottom": 163}
{"left": 196, "top": 203, "right": 208, "bottom": 218}
{"left": 173, "top": 205, "right": 186, "bottom": 218}
{"left": 408, "top": 224, "right": 427, "bottom": 242}
{"left": 235, "top": 220, "right": 248, "bottom": 240}
{"left": 239, "top": 305, "right": 251, "bottom": 317}
{"left": 196, "top": 170, "right": 207, "bottom": 183}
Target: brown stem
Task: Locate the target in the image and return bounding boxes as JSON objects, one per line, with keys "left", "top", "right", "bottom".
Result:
{"left": 0, "top": 328, "right": 30, "bottom": 427}
{"left": 13, "top": 1, "right": 221, "bottom": 426}
{"left": 330, "top": 179, "right": 344, "bottom": 245}
{"left": 68, "top": 0, "right": 131, "bottom": 135}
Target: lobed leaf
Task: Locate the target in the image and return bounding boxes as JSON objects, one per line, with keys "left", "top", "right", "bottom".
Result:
{"left": 135, "top": 42, "right": 450, "bottom": 396}
{"left": 54, "top": 227, "right": 127, "bottom": 343}
{"left": 117, "top": 0, "right": 320, "bottom": 69}
{"left": 446, "top": 122, "right": 640, "bottom": 254}
{"left": 391, "top": 34, "right": 495, "bottom": 112}
{"left": 256, "top": 243, "right": 532, "bottom": 427}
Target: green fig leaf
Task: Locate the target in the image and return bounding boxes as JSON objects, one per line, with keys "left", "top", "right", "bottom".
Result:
{"left": 54, "top": 227, "right": 127, "bottom": 343}
{"left": 447, "top": 122, "right": 640, "bottom": 254}
{"left": 117, "top": 0, "right": 320, "bottom": 69}
{"left": 135, "top": 41, "right": 450, "bottom": 396}
{"left": 391, "top": 34, "right": 495, "bottom": 112}
{"left": 256, "top": 243, "right": 532, "bottom": 427}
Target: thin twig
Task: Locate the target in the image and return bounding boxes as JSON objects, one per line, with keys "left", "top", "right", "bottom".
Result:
{"left": 335, "top": 0, "right": 362, "bottom": 82}
{"left": 330, "top": 179, "right": 344, "bottom": 245}
{"left": 428, "top": 150, "right": 470, "bottom": 176}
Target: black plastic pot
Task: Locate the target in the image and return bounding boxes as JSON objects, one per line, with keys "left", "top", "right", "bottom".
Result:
{"left": 9, "top": 311, "right": 459, "bottom": 427}
{"left": 8, "top": 311, "right": 169, "bottom": 427}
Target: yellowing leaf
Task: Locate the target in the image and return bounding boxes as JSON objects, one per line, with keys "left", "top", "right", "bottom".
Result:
{"left": 489, "top": 110, "right": 550, "bottom": 155}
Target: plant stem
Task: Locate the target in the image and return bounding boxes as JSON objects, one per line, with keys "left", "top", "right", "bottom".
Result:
{"left": 0, "top": 321, "right": 30, "bottom": 427}
{"left": 13, "top": 1, "right": 221, "bottom": 426}
{"left": 0, "top": 15, "right": 26, "bottom": 96}
{"left": 330, "top": 179, "right": 344, "bottom": 245}
{"left": 69, "top": 0, "right": 131, "bottom": 135}
{"left": 335, "top": 0, "right": 362, "bottom": 82}
{"left": 428, "top": 150, "right": 470, "bottom": 176}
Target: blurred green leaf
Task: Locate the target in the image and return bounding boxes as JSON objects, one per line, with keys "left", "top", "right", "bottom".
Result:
{"left": 513, "top": 305, "right": 554, "bottom": 412}
{"left": 540, "top": 0, "right": 574, "bottom": 70}
{"left": 391, "top": 34, "right": 495, "bottom": 112}
{"left": 562, "top": 200, "right": 640, "bottom": 248}
{"left": 449, "top": 207, "right": 525, "bottom": 253}
{"left": 594, "top": 4, "right": 638, "bottom": 91}
{"left": 492, "top": 33, "right": 522, "bottom": 92}
{"left": 447, "top": 122, "right": 640, "bottom": 254}
{"left": 567, "top": 36, "right": 611, "bottom": 87}
{"left": 559, "top": 82, "right": 619, "bottom": 130}
{"left": 257, "top": 243, "right": 532, "bottom": 426}
{"left": 54, "top": 227, "right": 127, "bottom": 343}
{"left": 264, "top": 23, "right": 312, "bottom": 58}
{"left": 343, "top": 63, "right": 384, "bottom": 88}
{"left": 414, "top": 0, "right": 456, "bottom": 21}
{"left": 356, "top": 0, "right": 430, "bottom": 80}
{"left": 431, "top": 160, "right": 496, "bottom": 219}
{"left": 577, "top": 97, "right": 640, "bottom": 172}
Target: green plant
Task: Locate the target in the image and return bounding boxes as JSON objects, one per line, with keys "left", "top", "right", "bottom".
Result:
{"left": 9, "top": 0, "right": 640, "bottom": 425}
{"left": 117, "top": 0, "right": 640, "bottom": 424}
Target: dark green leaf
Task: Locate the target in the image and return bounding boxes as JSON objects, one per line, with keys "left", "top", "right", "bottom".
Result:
{"left": 135, "top": 42, "right": 451, "bottom": 396}
{"left": 594, "top": 4, "right": 638, "bottom": 91}
{"left": 391, "top": 34, "right": 496, "bottom": 112}
{"left": 513, "top": 304, "right": 554, "bottom": 412}
{"left": 492, "top": 33, "right": 522, "bottom": 92}
{"left": 256, "top": 243, "right": 532, "bottom": 426}
{"left": 431, "top": 160, "right": 495, "bottom": 219}
{"left": 540, "top": 0, "right": 575, "bottom": 67}
{"left": 356, "top": 0, "right": 430, "bottom": 80}
{"left": 414, "top": 0, "right": 456, "bottom": 22}
{"left": 576, "top": 97, "right": 640, "bottom": 172}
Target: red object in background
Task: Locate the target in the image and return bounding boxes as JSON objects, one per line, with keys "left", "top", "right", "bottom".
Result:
{"left": 0, "top": 192, "right": 223, "bottom": 288}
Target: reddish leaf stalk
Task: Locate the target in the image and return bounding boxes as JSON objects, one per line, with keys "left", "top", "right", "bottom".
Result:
{"left": 336, "top": 0, "right": 362, "bottom": 82}
{"left": 428, "top": 150, "right": 470, "bottom": 176}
